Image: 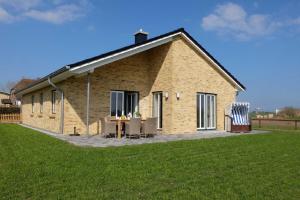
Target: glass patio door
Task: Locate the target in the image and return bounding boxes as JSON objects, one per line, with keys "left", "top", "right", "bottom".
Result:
{"left": 197, "top": 93, "right": 216, "bottom": 130}
{"left": 110, "top": 91, "right": 124, "bottom": 117}
{"left": 153, "top": 92, "right": 162, "bottom": 129}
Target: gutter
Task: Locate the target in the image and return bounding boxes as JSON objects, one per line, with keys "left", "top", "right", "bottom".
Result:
{"left": 48, "top": 77, "right": 64, "bottom": 134}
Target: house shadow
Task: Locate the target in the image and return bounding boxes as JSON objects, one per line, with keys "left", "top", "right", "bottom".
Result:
{"left": 64, "top": 42, "right": 172, "bottom": 135}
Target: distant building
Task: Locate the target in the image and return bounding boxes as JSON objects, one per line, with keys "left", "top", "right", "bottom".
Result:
{"left": 0, "top": 91, "right": 11, "bottom": 106}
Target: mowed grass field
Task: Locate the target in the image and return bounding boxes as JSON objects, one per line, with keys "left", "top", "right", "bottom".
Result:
{"left": 0, "top": 124, "right": 299, "bottom": 199}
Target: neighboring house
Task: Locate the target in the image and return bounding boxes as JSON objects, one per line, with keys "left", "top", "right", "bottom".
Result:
{"left": 10, "top": 79, "right": 36, "bottom": 106}
{"left": 0, "top": 91, "right": 11, "bottom": 106}
{"left": 16, "top": 28, "right": 245, "bottom": 135}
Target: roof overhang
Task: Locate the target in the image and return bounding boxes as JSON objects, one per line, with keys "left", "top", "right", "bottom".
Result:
{"left": 16, "top": 28, "right": 245, "bottom": 96}
{"left": 70, "top": 32, "right": 245, "bottom": 91}
{"left": 69, "top": 33, "right": 178, "bottom": 74}
{"left": 16, "top": 70, "right": 73, "bottom": 96}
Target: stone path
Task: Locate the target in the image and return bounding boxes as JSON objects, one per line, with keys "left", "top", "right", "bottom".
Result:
{"left": 20, "top": 124, "right": 268, "bottom": 148}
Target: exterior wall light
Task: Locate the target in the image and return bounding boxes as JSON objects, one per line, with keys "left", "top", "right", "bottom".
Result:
{"left": 164, "top": 92, "right": 169, "bottom": 100}
{"left": 176, "top": 92, "right": 180, "bottom": 100}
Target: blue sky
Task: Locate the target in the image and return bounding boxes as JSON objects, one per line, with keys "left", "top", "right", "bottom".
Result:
{"left": 0, "top": 0, "right": 299, "bottom": 111}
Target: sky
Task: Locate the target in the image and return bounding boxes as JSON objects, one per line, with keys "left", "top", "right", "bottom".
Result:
{"left": 0, "top": 0, "right": 299, "bottom": 111}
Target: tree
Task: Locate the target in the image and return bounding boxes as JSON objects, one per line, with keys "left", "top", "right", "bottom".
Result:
{"left": 0, "top": 81, "right": 17, "bottom": 93}
{"left": 278, "top": 107, "right": 298, "bottom": 118}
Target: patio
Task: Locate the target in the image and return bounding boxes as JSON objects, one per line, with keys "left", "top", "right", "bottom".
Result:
{"left": 21, "top": 124, "right": 267, "bottom": 147}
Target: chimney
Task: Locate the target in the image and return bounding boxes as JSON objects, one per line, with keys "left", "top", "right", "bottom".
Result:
{"left": 134, "top": 29, "right": 148, "bottom": 44}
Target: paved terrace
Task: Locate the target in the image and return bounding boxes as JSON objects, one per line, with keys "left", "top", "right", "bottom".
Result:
{"left": 21, "top": 124, "right": 267, "bottom": 148}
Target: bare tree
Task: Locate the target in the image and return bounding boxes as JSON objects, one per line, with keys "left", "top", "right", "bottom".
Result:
{"left": 278, "top": 107, "right": 298, "bottom": 118}
{"left": 0, "top": 81, "right": 17, "bottom": 93}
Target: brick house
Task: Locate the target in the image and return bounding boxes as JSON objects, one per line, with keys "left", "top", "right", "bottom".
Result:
{"left": 16, "top": 28, "right": 245, "bottom": 135}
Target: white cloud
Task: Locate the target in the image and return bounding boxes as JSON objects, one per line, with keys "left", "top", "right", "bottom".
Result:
{"left": 0, "top": 0, "right": 88, "bottom": 24}
{"left": 288, "top": 17, "right": 300, "bottom": 25}
{"left": 0, "top": 0, "right": 41, "bottom": 11}
{"left": 201, "top": 2, "right": 278, "bottom": 40}
{"left": 24, "top": 4, "right": 82, "bottom": 24}
{"left": 0, "top": 6, "right": 14, "bottom": 23}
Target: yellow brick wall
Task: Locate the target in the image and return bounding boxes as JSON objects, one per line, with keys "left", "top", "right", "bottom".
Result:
{"left": 21, "top": 36, "right": 238, "bottom": 135}
{"left": 21, "top": 86, "right": 61, "bottom": 133}
{"left": 170, "top": 38, "right": 237, "bottom": 133}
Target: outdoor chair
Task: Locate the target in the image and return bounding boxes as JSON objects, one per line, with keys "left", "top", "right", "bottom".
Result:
{"left": 100, "top": 116, "right": 117, "bottom": 138}
{"left": 125, "top": 118, "right": 141, "bottom": 139}
{"left": 141, "top": 117, "right": 157, "bottom": 138}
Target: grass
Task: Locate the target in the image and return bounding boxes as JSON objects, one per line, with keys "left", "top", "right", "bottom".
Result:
{"left": 0, "top": 124, "right": 299, "bottom": 199}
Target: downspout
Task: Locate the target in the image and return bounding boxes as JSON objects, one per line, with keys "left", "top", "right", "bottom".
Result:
{"left": 48, "top": 77, "right": 64, "bottom": 134}
{"left": 86, "top": 72, "right": 90, "bottom": 135}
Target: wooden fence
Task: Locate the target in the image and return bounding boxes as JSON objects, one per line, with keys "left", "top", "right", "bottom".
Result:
{"left": 252, "top": 118, "right": 299, "bottom": 130}
{"left": 0, "top": 113, "right": 21, "bottom": 123}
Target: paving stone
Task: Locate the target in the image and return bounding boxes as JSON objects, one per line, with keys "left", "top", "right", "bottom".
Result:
{"left": 20, "top": 124, "right": 268, "bottom": 148}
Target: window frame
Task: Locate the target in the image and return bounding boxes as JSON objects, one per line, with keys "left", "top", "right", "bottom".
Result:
{"left": 31, "top": 95, "right": 35, "bottom": 113}
{"left": 197, "top": 93, "right": 217, "bottom": 130}
{"left": 39, "top": 92, "right": 43, "bottom": 113}
{"left": 152, "top": 91, "right": 163, "bottom": 129}
{"left": 51, "top": 90, "right": 56, "bottom": 114}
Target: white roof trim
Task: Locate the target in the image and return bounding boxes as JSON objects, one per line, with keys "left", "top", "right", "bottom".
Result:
{"left": 19, "top": 30, "right": 244, "bottom": 95}
{"left": 179, "top": 33, "right": 244, "bottom": 91}
{"left": 70, "top": 32, "right": 244, "bottom": 91}
{"left": 70, "top": 33, "right": 179, "bottom": 74}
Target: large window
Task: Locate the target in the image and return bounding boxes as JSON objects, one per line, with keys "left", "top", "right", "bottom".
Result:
{"left": 40, "top": 93, "right": 43, "bottom": 113}
{"left": 197, "top": 93, "right": 216, "bottom": 130}
{"left": 152, "top": 92, "right": 163, "bottom": 129}
{"left": 51, "top": 90, "right": 56, "bottom": 114}
{"left": 31, "top": 95, "right": 34, "bottom": 113}
{"left": 110, "top": 91, "right": 139, "bottom": 117}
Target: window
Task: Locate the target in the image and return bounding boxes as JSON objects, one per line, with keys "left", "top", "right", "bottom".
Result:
{"left": 152, "top": 92, "right": 163, "bottom": 129}
{"left": 51, "top": 90, "right": 56, "bottom": 114}
{"left": 110, "top": 91, "right": 139, "bottom": 117}
{"left": 110, "top": 91, "right": 124, "bottom": 117}
{"left": 197, "top": 93, "right": 216, "bottom": 129}
{"left": 40, "top": 93, "right": 43, "bottom": 113}
{"left": 31, "top": 95, "right": 34, "bottom": 113}
{"left": 125, "top": 92, "right": 139, "bottom": 115}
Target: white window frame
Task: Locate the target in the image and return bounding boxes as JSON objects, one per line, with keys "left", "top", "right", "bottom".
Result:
{"left": 31, "top": 95, "right": 34, "bottom": 113}
{"left": 110, "top": 91, "right": 124, "bottom": 117}
{"left": 197, "top": 93, "right": 216, "bottom": 130}
{"left": 51, "top": 90, "right": 56, "bottom": 114}
{"left": 152, "top": 92, "right": 163, "bottom": 129}
{"left": 40, "top": 93, "right": 43, "bottom": 113}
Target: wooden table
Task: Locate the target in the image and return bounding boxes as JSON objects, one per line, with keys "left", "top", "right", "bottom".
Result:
{"left": 110, "top": 119, "right": 129, "bottom": 139}
{"left": 110, "top": 118, "right": 145, "bottom": 139}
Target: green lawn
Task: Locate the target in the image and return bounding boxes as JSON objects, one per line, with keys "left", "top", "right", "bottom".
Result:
{"left": 0, "top": 124, "right": 299, "bottom": 199}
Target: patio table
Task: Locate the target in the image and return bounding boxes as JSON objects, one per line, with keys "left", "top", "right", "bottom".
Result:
{"left": 111, "top": 118, "right": 145, "bottom": 139}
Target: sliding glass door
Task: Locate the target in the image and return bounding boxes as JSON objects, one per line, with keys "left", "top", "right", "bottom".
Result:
{"left": 197, "top": 93, "right": 216, "bottom": 130}
{"left": 153, "top": 92, "right": 162, "bottom": 129}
